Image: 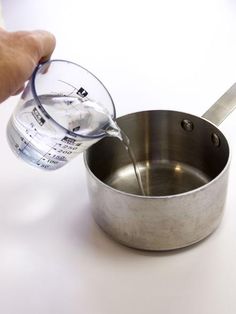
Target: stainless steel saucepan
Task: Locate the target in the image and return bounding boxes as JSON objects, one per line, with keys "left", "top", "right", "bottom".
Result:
{"left": 84, "top": 83, "right": 236, "bottom": 250}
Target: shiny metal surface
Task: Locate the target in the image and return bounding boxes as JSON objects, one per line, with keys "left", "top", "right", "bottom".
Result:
{"left": 84, "top": 79, "right": 236, "bottom": 251}
{"left": 84, "top": 110, "right": 230, "bottom": 250}
{"left": 202, "top": 82, "right": 236, "bottom": 126}
{"left": 106, "top": 160, "right": 210, "bottom": 196}
{"left": 86, "top": 111, "right": 229, "bottom": 197}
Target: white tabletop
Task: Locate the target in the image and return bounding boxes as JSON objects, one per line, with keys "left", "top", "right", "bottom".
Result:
{"left": 1, "top": 1, "right": 236, "bottom": 313}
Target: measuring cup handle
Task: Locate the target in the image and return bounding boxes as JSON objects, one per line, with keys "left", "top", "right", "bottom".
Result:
{"left": 202, "top": 82, "right": 236, "bottom": 126}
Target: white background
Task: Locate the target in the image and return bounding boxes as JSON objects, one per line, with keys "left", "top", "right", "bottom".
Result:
{"left": 0, "top": 0, "right": 236, "bottom": 313}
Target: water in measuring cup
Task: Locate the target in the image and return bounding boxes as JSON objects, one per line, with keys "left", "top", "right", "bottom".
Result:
{"left": 7, "top": 94, "right": 145, "bottom": 195}
{"left": 7, "top": 95, "right": 116, "bottom": 170}
{"left": 42, "top": 95, "right": 113, "bottom": 136}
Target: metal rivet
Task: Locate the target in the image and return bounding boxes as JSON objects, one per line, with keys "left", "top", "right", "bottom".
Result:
{"left": 181, "top": 119, "right": 194, "bottom": 132}
{"left": 211, "top": 133, "right": 221, "bottom": 147}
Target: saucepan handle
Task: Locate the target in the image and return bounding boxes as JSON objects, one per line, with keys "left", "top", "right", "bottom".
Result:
{"left": 202, "top": 83, "right": 236, "bottom": 126}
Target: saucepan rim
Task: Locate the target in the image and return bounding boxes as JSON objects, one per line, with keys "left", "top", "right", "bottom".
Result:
{"left": 84, "top": 109, "right": 231, "bottom": 200}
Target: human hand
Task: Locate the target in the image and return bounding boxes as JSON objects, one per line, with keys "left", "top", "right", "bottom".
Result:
{"left": 0, "top": 28, "right": 56, "bottom": 103}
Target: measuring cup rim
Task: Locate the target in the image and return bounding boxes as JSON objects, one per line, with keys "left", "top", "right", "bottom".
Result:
{"left": 31, "top": 59, "right": 116, "bottom": 139}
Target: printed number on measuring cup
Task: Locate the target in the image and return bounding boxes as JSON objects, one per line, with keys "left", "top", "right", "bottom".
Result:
{"left": 61, "top": 144, "right": 78, "bottom": 150}
{"left": 57, "top": 149, "right": 73, "bottom": 155}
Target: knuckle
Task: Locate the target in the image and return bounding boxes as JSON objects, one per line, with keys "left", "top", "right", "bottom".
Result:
{"left": 25, "top": 33, "right": 41, "bottom": 52}
{"left": 13, "top": 31, "right": 41, "bottom": 56}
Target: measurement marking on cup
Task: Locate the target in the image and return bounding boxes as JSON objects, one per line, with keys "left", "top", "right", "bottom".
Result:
{"left": 77, "top": 87, "right": 88, "bottom": 98}
{"left": 58, "top": 80, "right": 89, "bottom": 100}
{"left": 36, "top": 143, "right": 59, "bottom": 165}
{"left": 20, "top": 132, "right": 37, "bottom": 152}
{"left": 32, "top": 107, "right": 45, "bottom": 126}
{"left": 61, "top": 136, "right": 76, "bottom": 145}
{"left": 35, "top": 139, "right": 77, "bottom": 165}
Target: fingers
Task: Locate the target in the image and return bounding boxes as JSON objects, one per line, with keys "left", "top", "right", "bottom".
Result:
{"left": 27, "top": 30, "right": 56, "bottom": 63}
{"left": 0, "top": 29, "right": 56, "bottom": 103}
{"left": 12, "top": 85, "right": 25, "bottom": 96}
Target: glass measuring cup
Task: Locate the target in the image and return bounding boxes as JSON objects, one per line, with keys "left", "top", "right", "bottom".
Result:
{"left": 6, "top": 59, "right": 116, "bottom": 170}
